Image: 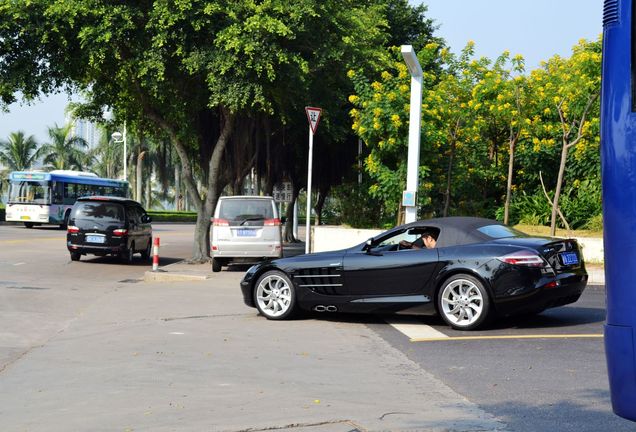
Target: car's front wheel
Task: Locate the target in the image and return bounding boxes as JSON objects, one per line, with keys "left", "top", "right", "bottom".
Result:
{"left": 254, "top": 270, "right": 296, "bottom": 320}
{"left": 438, "top": 274, "right": 491, "bottom": 330}
{"left": 141, "top": 238, "right": 152, "bottom": 260}
{"left": 121, "top": 243, "right": 134, "bottom": 264}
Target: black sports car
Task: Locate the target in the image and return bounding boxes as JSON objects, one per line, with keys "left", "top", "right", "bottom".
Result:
{"left": 239, "top": 217, "right": 588, "bottom": 330}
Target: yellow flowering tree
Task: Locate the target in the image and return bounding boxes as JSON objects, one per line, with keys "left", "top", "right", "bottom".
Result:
{"left": 348, "top": 44, "right": 442, "bottom": 219}
{"left": 527, "top": 37, "right": 601, "bottom": 235}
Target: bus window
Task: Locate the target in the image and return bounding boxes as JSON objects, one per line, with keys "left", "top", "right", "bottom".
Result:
{"left": 8, "top": 181, "right": 51, "bottom": 204}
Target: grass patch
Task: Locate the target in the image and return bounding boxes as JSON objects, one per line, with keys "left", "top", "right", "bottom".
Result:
{"left": 514, "top": 224, "right": 602, "bottom": 238}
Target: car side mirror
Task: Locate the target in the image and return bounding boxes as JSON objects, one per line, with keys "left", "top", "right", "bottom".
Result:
{"left": 142, "top": 215, "right": 152, "bottom": 224}
{"left": 281, "top": 216, "right": 287, "bottom": 224}
{"left": 363, "top": 238, "right": 375, "bottom": 252}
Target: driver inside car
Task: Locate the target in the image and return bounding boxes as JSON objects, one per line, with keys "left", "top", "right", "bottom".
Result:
{"left": 399, "top": 230, "right": 438, "bottom": 250}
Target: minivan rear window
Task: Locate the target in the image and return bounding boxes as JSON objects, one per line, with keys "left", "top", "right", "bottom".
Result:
{"left": 73, "top": 202, "right": 125, "bottom": 223}
{"left": 219, "top": 199, "right": 274, "bottom": 223}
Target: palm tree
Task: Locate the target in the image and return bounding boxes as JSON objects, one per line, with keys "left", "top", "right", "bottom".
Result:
{"left": 0, "top": 131, "right": 41, "bottom": 172}
{"left": 40, "top": 123, "right": 88, "bottom": 171}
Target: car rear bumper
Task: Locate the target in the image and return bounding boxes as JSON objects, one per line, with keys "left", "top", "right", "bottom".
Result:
{"left": 67, "top": 241, "right": 126, "bottom": 256}
{"left": 493, "top": 271, "right": 588, "bottom": 316}
{"left": 213, "top": 241, "right": 282, "bottom": 258}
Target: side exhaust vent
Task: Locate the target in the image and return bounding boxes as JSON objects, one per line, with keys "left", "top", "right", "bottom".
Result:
{"left": 603, "top": 0, "right": 619, "bottom": 26}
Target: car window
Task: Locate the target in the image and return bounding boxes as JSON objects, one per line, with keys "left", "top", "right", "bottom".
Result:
{"left": 72, "top": 202, "right": 125, "bottom": 223}
{"left": 377, "top": 230, "right": 420, "bottom": 247}
{"left": 477, "top": 224, "right": 527, "bottom": 239}
{"left": 219, "top": 199, "right": 274, "bottom": 222}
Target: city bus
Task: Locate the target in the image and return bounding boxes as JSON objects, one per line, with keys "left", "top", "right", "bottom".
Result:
{"left": 4, "top": 170, "right": 129, "bottom": 228}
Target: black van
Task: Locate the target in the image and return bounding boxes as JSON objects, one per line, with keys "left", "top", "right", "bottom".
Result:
{"left": 66, "top": 196, "right": 152, "bottom": 263}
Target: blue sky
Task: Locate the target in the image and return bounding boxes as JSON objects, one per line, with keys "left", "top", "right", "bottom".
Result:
{"left": 0, "top": 1, "right": 603, "bottom": 144}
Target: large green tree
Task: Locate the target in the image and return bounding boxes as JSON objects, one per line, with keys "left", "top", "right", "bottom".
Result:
{"left": 0, "top": 131, "right": 41, "bottom": 172}
{"left": 0, "top": 0, "right": 389, "bottom": 260}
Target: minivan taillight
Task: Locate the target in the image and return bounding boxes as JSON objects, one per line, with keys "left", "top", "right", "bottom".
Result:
{"left": 213, "top": 218, "right": 229, "bottom": 226}
{"left": 67, "top": 226, "right": 80, "bottom": 234}
{"left": 497, "top": 250, "right": 547, "bottom": 267}
{"left": 264, "top": 218, "right": 281, "bottom": 226}
{"left": 113, "top": 229, "right": 128, "bottom": 237}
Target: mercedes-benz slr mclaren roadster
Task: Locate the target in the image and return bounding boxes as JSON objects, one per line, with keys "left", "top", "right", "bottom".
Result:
{"left": 239, "top": 217, "right": 588, "bottom": 330}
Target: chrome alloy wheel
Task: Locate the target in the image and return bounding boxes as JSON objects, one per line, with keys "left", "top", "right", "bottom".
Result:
{"left": 440, "top": 278, "right": 484, "bottom": 327}
{"left": 256, "top": 273, "right": 293, "bottom": 318}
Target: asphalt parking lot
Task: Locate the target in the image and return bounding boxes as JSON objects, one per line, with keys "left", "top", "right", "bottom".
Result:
{"left": 0, "top": 223, "right": 633, "bottom": 431}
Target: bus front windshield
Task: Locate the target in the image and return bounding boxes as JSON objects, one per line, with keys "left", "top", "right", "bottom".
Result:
{"left": 8, "top": 181, "right": 51, "bottom": 204}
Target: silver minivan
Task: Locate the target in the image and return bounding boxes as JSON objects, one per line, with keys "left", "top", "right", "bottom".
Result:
{"left": 210, "top": 196, "right": 283, "bottom": 272}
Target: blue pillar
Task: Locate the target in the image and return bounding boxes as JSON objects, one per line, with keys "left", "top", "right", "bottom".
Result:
{"left": 602, "top": 0, "right": 636, "bottom": 421}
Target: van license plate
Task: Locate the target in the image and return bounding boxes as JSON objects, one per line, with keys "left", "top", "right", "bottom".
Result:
{"left": 237, "top": 229, "right": 256, "bottom": 237}
{"left": 560, "top": 252, "right": 578, "bottom": 265}
{"left": 86, "top": 235, "right": 105, "bottom": 244}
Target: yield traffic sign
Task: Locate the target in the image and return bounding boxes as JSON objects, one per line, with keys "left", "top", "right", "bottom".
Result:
{"left": 305, "top": 106, "right": 322, "bottom": 135}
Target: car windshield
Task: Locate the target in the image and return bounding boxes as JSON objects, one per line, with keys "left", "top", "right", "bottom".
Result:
{"left": 477, "top": 224, "right": 527, "bottom": 239}
{"left": 8, "top": 181, "right": 51, "bottom": 204}
{"left": 72, "top": 202, "right": 125, "bottom": 224}
{"left": 219, "top": 199, "right": 273, "bottom": 224}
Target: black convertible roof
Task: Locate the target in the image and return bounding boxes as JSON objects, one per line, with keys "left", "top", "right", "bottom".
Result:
{"left": 394, "top": 216, "right": 506, "bottom": 248}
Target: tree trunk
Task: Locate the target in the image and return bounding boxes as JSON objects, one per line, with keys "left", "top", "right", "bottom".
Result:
{"left": 443, "top": 139, "right": 456, "bottom": 217}
{"left": 284, "top": 184, "right": 299, "bottom": 242}
{"left": 146, "top": 173, "right": 151, "bottom": 209}
{"left": 550, "top": 142, "right": 569, "bottom": 236}
{"left": 503, "top": 140, "right": 516, "bottom": 225}
{"left": 314, "top": 187, "right": 328, "bottom": 225}
{"left": 136, "top": 150, "right": 146, "bottom": 202}
{"left": 145, "top": 107, "right": 234, "bottom": 262}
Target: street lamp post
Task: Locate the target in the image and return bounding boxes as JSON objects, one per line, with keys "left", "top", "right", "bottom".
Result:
{"left": 400, "top": 45, "right": 423, "bottom": 224}
{"left": 111, "top": 121, "right": 127, "bottom": 181}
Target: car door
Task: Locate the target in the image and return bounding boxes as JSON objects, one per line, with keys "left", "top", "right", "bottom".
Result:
{"left": 126, "top": 205, "right": 142, "bottom": 250}
{"left": 343, "top": 231, "right": 439, "bottom": 297}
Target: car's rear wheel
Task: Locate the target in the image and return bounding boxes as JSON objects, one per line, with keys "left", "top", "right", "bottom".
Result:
{"left": 70, "top": 252, "right": 81, "bottom": 261}
{"left": 211, "top": 258, "right": 223, "bottom": 273}
{"left": 254, "top": 270, "right": 296, "bottom": 320}
{"left": 121, "top": 242, "right": 134, "bottom": 264}
{"left": 141, "top": 238, "right": 152, "bottom": 260}
{"left": 438, "top": 274, "right": 491, "bottom": 330}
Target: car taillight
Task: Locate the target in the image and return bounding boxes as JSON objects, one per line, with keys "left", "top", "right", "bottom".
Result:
{"left": 212, "top": 218, "right": 229, "bottom": 226}
{"left": 113, "top": 229, "right": 128, "bottom": 236}
{"left": 67, "top": 226, "right": 80, "bottom": 234}
{"left": 264, "top": 218, "right": 281, "bottom": 226}
{"left": 498, "top": 250, "right": 547, "bottom": 267}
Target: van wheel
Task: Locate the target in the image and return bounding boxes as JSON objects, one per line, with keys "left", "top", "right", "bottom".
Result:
{"left": 121, "top": 243, "right": 135, "bottom": 264}
{"left": 70, "top": 252, "right": 81, "bottom": 261}
{"left": 141, "top": 238, "right": 152, "bottom": 260}
{"left": 24, "top": 222, "right": 34, "bottom": 228}
{"left": 212, "top": 258, "right": 223, "bottom": 273}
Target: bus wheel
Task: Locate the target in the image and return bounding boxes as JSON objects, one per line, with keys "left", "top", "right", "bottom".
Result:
{"left": 24, "top": 222, "right": 34, "bottom": 228}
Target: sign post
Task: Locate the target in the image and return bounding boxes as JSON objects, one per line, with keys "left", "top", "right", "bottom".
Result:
{"left": 304, "top": 106, "right": 322, "bottom": 254}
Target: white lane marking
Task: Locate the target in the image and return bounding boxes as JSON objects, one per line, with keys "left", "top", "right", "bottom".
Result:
{"left": 169, "top": 332, "right": 185, "bottom": 335}
{"left": 385, "top": 317, "right": 448, "bottom": 341}
{"left": 13, "top": 262, "right": 26, "bottom": 266}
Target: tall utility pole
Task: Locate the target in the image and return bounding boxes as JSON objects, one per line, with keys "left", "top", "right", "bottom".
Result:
{"left": 401, "top": 45, "right": 423, "bottom": 224}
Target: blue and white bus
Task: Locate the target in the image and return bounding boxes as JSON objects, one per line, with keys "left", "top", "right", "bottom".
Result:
{"left": 5, "top": 170, "right": 129, "bottom": 228}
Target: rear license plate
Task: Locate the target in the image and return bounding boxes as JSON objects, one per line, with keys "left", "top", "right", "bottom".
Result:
{"left": 86, "top": 235, "right": 105, "bottom": 244}
{"left": 237, "top": 229, "right": 257, "bottom": 237}
{"left": 560, "top": 251, "right": 579, "bottom": 265}
{"left": 20, "top": 215, "right": 30, "bottom": 220}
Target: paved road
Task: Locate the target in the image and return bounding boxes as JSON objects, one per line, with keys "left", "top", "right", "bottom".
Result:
{"left": 0, "top": 223, "right": 632, "bottom": 431}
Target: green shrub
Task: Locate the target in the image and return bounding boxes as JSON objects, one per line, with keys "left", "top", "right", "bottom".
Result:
{"left": 147, "top": 210, "right": 197, "bottom": 223}
{"left": 584, "top": 213, "right": 603, "bottom": 231}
